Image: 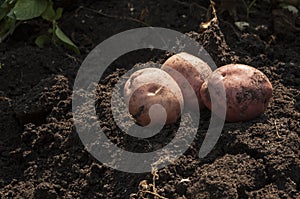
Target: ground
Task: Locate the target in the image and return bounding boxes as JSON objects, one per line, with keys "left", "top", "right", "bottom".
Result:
{"left": 0, "top": 0, "right": 299, "bottom": 198}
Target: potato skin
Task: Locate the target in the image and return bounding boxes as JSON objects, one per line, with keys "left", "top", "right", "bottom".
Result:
{"left": 161, "top": 52, "right": 212, "bottom": 110}
{"left": 200, "top": 64, "right": 273, "bottom": 122}
{"left": 124, "top": 68, "right": 184, "bottom": 126}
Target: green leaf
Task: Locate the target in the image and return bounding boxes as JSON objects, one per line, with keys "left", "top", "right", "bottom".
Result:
{"left": 279, "top": 3, "right": 299, "bottom": 14}
{"left": 54, "top": 25, "right": 80, "bottom": 54}
{"left": 0, "top": 17, "right": 15, "bottom": 41}
{"left": 13, "top": 0, "right": 48, "bottom": 20}
{"left": 7, "top": 16, "right": 15, "bottom": 33}
{"left": 35, "top": 34, "right": 50, "bottom": 48}
{"left": 0, "top": 1, "right": 9, "bottom": 20}
{"left": 0, "top": 0, "right": 15, "bottom": 20}
{"left": 0, "top": 0, "right": 8, "bottom": 8}
{"left": 48, "top": 28, "right": 53, "bottom": 33}
{"left": 6, "top": 7, "right": 15, "bottom": 18}
{"left": 0, "top": 7, "right": 9, "bottom": 20}
{"left": 1, "top": 0, "right": 16, "bottom": 8}
{"left": 41, "top": 1, "right": 55, "bottom": 21}
{"left": 55, "top": 7, "right": 63, "bottom": 20}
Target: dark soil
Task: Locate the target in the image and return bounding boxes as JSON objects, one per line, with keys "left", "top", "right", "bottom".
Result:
{"left": 0, "top": 0, "right": 299, "bottom": 198}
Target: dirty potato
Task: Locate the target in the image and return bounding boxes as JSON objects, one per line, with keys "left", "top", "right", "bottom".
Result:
{"left": 161, "top": 52, "right": 212, "bottom": 110}
{"left": 124, "top": 68, "right": 184, "bottom": 126}
{"left": 200, "top": 64, "right": 273, "bottom": 122}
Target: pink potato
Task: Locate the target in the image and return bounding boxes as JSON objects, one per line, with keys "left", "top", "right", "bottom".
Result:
{"left": 124, "top": 68, "right": 184, "bottom": 126}
{"left": 200, "top": 64, "right": 273, "bottom": 122}
{"left": 161, "top": 52, "right": 212, "bottom": 110}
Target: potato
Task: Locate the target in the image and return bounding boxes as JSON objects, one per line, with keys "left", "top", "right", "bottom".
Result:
{"left": 200, "top": 64, "right": 273, "bottom": 122}
{"left": 124, "top": 68, "right": 184, "bottom": 126}
{"left": 161, "top": 52, "right": 212, "bottom": 110}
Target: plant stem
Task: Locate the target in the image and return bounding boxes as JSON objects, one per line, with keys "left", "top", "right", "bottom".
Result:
{"left": 242, "top": 0, "right": 257, "bottom": 20}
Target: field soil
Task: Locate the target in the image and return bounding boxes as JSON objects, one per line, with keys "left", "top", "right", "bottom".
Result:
{"left": 0, "top": 0, "right": 299, "bottom": 198}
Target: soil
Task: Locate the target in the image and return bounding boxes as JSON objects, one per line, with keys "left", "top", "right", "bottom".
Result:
{"left": 0, "top": 0, "right": 299, "bottom": 198}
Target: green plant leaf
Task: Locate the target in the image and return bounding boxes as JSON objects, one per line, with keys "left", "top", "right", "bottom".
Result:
{"left": 0, "top": 0, "right": 8, "bottom": 8}
{"left": 13, "top": 0, "right": 48, "bottom": 20}
{"left": 0, "top": 1, "right": 8, "bottom": 19}
{"left": 48, "top": 28, "right": 53, "bottom": 33}
{"left": 0, "top": 17, "right": 15, "bottom": 42}
{"left": 41, "top": 0, "right": 55, "bottom": 21}
{"left": 0, "top": 0, "right": 15, "bottom": 20}
{"left": 7, "top": 16, "right": 16, "bottom": 33}
{"left": 55, "top": 7, "right": 63, "bottom": 20}
{"left": 0, "top": 7, "right": 9, "bottom": 20}
{"left": 35, "top": 34, "right": 50, "bottom": 48}
{"left": 1, "top": 0, "right": 16, "bottom": 8}
{"left": 54, "top": 25, "right": 79, "bottom": 54}
{"left": 6, "top": 7, "right": 15, "bottom": 18}
{"left": 279, "top": 3, "right": 299, "bottom": 14}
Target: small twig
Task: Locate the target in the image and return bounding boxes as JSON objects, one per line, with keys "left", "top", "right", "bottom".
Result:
{"left": 153, "top": 171, "right": 157, "bottom": 192}
{"left": 140, "top": 190, "right": 169, "bottom": 199}
{"left": 274, "top": 119, "right": 280, "bottom": 137}
{"left": 241, "top": 0, "right": 257, "bottom": 19}
{"left": 64, "top": 52, "right": 80, "bottom": 64}
{"left": 0, "top": 96, "right": 12, "bottom": 106}
{"left": 206, "top": 0, "right": 218, "bottom": 22}
{"left": 0, "top": 96, "right": 12, "bottom": 101}
{"left": 247, "top": 0, "right": 257, "bottom": 19}
{"left": 200, "top": 0, "right": 218, "bottom": 29}
{"left": 135, "top": 169, "right": 168, "bottom": 199}
{"left": 151, "top": 168, "right": 159, "bottom": 198}
{"left": 248, "top": 0, "right": 257, "bottom": 10}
